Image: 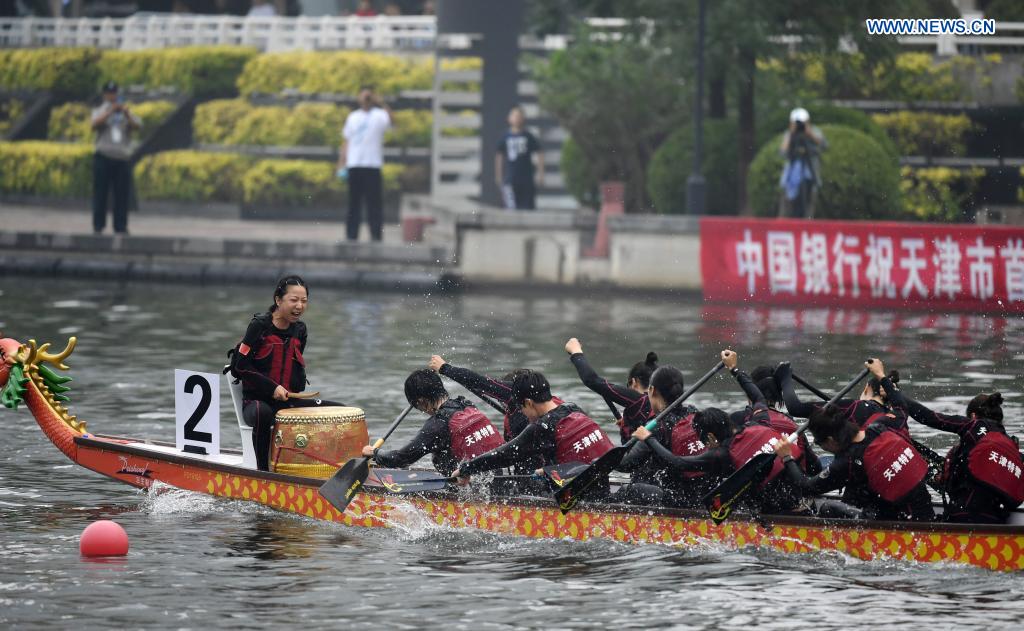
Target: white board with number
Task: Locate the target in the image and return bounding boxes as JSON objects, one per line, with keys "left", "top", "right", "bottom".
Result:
{"left": 175, "top": 369, "right": 220, "bottom": 456}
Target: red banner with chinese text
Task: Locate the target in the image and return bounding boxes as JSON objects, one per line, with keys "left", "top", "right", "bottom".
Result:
{"left": 699, "top": 218, "right": 1024, "bottom": 313}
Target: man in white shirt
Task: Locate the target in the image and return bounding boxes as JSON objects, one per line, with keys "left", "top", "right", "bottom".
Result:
{"left": 337, "top": 86, "right": 392, "bottom": 242}
{"left": 91, "top": 81, "right": 141, "bottom": 234}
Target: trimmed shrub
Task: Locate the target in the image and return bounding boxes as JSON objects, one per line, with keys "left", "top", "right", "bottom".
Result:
{"left": 647, "top": 119, "right": 739, "bottom": 215}
{"left": 901, "top": 166, "right": 985, "bottom": 222}
{"left": 236, "top": 51, "right": 432, "bottom": 97}
{"left": 98, "top": 46, "right": 257, "bottom": 98}
{"left": 133, "top": 150, "right": 250, "bottom": 203}
{"left": 193, "top": 99, "right": 431, "bottom": 147}
{"left": 0, "top": 141, "right": 93, "bottom": 197}
{"left": 48, "top": 100, "right": 176, "bottom": 143}
{"left": 0, "top": 48, "right": 102, "bottom": 97}
{"left": 747, "top": 124, "right": 902, "bottom": 220}
{"left": 191, "top": 98, "right": 252, "bottom": 145}
{"left": 241, "top": 159, "right": 404, "bottom": 206}
{"left": 0, "top": 98, "right": 26, "bottom": 137}
{"left": 758, "top": 52, "right": 996, "bottom": 103}
{"left": 872, "top": 111, "right": 976, "bottom": 157}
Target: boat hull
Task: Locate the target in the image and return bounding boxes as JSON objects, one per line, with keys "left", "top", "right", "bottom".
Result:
{"left": 73, "top": 434, "right": 1024, "bottom": 572}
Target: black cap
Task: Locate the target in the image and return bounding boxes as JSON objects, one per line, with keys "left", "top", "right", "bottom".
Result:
{"left": 102, "top": 81, "right": 119, "bottom": 93}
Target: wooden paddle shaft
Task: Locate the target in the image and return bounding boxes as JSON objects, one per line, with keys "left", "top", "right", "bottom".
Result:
{"left": 373, "top": 404, "right": 416, "bottom": 449}
{"left": 785, "top": 367, "right": 870, "bottom": 442}
{"left": 286, "top": 391, "right": 321, "bottom": 400}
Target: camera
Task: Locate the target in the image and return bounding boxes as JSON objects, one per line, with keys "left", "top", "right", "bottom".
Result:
{"left": 794, "top": 120, "right": 806, "bottom": 133}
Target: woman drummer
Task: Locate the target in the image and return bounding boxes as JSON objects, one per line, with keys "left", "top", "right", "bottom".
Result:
{"left": 229, "top": 275, "right": 341, "bottom": 470}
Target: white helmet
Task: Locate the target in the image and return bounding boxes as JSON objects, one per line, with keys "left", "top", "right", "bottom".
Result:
{"left": 789, "top": 107, "right": 810, "bottom": 123}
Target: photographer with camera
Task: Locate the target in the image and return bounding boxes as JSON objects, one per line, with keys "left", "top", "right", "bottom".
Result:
{"left": 778, "top": 107, "right": 826, "bottom": 219}
{"left": 90, "top": 81, "right": 141, "bottom": 235}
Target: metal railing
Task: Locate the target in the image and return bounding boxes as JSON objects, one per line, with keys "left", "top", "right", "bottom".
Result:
{"left": 0, "top": 14, "right": 436, "bottom": 51}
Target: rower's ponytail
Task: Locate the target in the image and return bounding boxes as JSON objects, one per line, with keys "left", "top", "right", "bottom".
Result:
{"left": 649, "top": 365, "right": 685, "bottom": 412}
{"left": 628, "top": 351, "right": 659, "bottom": 389}
{"left": 967, "top": 391, "right": 1004, "bottom": 423}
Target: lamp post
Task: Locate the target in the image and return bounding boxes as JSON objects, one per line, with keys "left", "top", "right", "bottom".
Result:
{"left": 686, "top": 0, "right": 707, "bottom": 215}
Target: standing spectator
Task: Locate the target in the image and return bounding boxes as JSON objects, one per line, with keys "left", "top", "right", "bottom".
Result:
{"left": 91, "top": 82, "right": 141, "bottom": 235}
{"left": 495, "top": 106, "right": 543, "bottom": 210}
{"left": 778, "top": 107, "right": 826, "bottom": 219}
{"left": 338, "top": 86, "right": 391, "bottom": 242}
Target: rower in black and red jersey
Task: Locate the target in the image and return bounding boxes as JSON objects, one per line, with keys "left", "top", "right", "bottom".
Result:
{"left": 564, "top": 337, "right": 657, "bottom": 443}
{"left": 775, "top": 360, "right": 911, "bottom": 440}
{"left": 774, "top": 359, "right": 935, "bottom": 522}
{"left": 452, "top": 370, "right": 614, "bottom": 483}
{"left": 364, "top": 369, "right": 504, "bottom": 477}
{"left": 878, "top": 359, "right": 1024, "bottom": 523}
{"left": 429, "top": 354, "right": 565, "bottom": 473}
{"left": 634, "top": 350, "right": 808, "bottom": 514}
{"left": 228, "top": 275, "right": 341, "bottom": 471}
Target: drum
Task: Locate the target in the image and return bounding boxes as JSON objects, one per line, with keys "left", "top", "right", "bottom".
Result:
{"left": 271, "top": 406, "right": 368, "bottom": 479}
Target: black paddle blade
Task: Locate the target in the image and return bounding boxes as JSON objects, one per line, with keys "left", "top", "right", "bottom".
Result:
{"left": 318, "top": 457, "right": 370, "bottom": 513}
{"left": 366, "top": 469, "right": 451, "bottom": 494}
{"left": 552, "top": 446, "right": 627, "bottom": 514}
{"left": 702, "top": 453, "right": 776, "bottom": 525}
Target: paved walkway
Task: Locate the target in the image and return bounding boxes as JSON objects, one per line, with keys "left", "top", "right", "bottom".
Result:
{"left": 0, "top": 204, "right": 403, "bottom": 244}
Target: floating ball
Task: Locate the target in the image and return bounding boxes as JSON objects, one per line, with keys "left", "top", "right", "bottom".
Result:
{"left": 80, "top": 520, "right": 129, "bottom": 557}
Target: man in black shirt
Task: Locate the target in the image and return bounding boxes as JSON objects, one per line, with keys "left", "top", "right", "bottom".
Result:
{"left": 495, "top": 106, "right": 543, "bottom": 210}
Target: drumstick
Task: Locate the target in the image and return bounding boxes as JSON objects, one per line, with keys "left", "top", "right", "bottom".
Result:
{"left": 286, "top": 391, "right": 321, "bottom": 400}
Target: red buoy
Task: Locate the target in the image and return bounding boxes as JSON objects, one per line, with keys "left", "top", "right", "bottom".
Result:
{"left": 80, "top": 520, "right": 129, "bottom": 557}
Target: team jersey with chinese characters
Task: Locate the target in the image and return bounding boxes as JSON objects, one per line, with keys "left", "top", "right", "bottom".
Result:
{"left": 890, "top": 387, "right": 1023, "bottom": 523}
{"left": 373, "top": 397, "right": 500, "bottom": 477}
{"left": 458, "top": 402, "right": 605, "bottom": 476}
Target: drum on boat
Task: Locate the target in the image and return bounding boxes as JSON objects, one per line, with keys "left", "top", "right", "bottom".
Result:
{"left": 271, "top": 406, "right": 369, "bottom": 479}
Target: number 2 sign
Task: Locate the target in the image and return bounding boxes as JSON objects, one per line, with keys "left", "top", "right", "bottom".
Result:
{"left": 175, "top": 369, "right": 220, "bottom": 456}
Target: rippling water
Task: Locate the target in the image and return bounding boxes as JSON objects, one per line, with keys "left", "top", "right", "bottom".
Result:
{"left": 2, "top": 278, "right": 1024, "bottom": 629}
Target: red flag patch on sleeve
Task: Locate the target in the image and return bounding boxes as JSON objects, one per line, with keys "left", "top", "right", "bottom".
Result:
{"left": 238, "top": 343, "right": 251, "bottom": 356}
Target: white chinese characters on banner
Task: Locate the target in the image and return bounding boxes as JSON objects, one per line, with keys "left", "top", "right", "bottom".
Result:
{"left": 730, "top": 229, "right": 1024, "bottom": 304}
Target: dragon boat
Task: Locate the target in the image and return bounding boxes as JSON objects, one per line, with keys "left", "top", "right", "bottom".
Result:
{"left": 4, "top": 334, "right": 1024, "bottom": 572}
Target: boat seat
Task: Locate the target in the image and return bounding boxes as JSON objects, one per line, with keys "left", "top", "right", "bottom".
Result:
{"left": 224, "top": 366, "right": 257, "bottom": 469}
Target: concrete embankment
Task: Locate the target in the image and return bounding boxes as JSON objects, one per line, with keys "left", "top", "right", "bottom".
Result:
{"left": 0, "top": 205, "right": 455, "bottom": 291}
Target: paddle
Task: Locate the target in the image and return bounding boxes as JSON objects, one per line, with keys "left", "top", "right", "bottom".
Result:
{"left": 552, "top": 361, "right": 726, "bottom": 514}
{"left": 318, "top": 404, "right": 415, "bottom": 513}
{"left": 702, "top": 366, "right": 871, "bottom": 524}
{"left": 792, "top": 371, "right": 946, "bottom": 478}
{"left": 365, "top": 468, "right": 452, "bottom": 494}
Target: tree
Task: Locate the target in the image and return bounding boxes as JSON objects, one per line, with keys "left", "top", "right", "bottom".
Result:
{"left": 532, "top": 27, "right": 688, "bottom": 212}
{"left": 530, "top": 0, "right": 956, "bottom": 213}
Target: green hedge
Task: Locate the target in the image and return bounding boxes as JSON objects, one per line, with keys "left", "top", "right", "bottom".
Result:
{"left": 193, "top": 99, "right": 432, "bottom": 147}
{"left": 0, "top": 48, "right": 102, "bottom": 97}
{"left": 236, "top": 51, "right": 433, "bottom": 97}
{"left": 759, "top": 52, "right": 1000, "bottom": 102}
{"left": 872, "top": 111, "right": 976, "bottom": 157}
{"left": 647, "top": 120, "right": 738, "bottom": 215}
{"left": 0, "top": 47, "right": 255, "bottom": 98}
{"left": 48, "top": 100, "right": 177, "bottom": 143}
{"left": 0, "top": 141, "right": 93, "bottom": 197}
{"left": 241, "top": 160, "right": 403, "bottom": 206}
{"left": 0, "top": 98, "right": 26, "bottom": 137}
{"left": 901, "top": 166, "right": 985, "bottom": 222}
{"left": 97, "top": 46, "right": 257, "bottom": 98}
{"left": 747, "top": 124, "right": 902, "bottom": 220}
{"left": 133, "top": 150, "right": 251, "bottom": 203}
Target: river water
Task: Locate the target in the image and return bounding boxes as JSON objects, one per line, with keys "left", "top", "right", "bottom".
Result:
{"left": 2, "top": 278, "right": 1023, "bottom": 629}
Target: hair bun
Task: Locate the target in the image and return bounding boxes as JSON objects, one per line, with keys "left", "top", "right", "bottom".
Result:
{"left": 888, "top": 370, "right": 900, "bottom": 384}
{"left": 991, "top": 392, "right": 1003, "bottom": 406}
{"left": 645, "top": 351, "right": 659, "bottom": 366}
